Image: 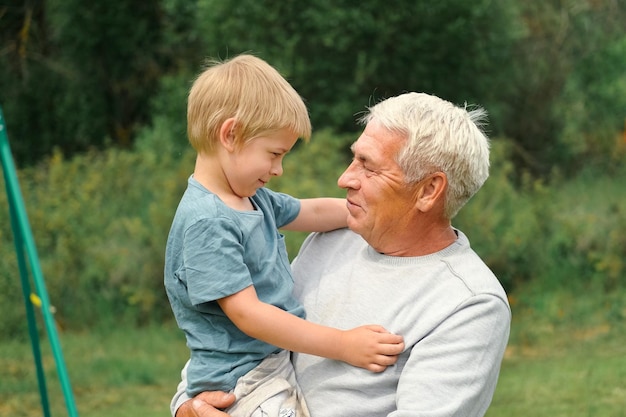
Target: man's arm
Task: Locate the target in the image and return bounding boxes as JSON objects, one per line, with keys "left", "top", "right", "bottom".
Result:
{"left": 218, "top": 285, "right": 404, "bottom": 372}
{"left": 282, "top": 198, "right": 348, "bottom": 232}
{"left": 395, "top": 295, "right": 510, "bottom": 417}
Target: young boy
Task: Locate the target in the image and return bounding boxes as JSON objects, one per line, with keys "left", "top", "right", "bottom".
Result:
{"left": 165, "top": 54, "right": 404, "bottom": 416}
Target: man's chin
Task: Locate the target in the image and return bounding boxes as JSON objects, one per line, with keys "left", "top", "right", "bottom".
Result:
{"left": 346, "top": 217, "right": 363, "bottom": 233}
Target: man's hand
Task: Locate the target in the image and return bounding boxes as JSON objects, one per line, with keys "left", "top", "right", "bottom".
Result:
{"left": 175, "top": 392, "right": 236, "bottom": 417}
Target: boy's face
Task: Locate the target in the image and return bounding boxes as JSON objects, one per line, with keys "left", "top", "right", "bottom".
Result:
{"left": 226, "top": 127, "right": 298, "bottom": 198}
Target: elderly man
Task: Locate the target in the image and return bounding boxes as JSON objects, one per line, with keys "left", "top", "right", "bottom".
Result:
{"left": 173, "top": 92, "right": 511, "bottom": 417}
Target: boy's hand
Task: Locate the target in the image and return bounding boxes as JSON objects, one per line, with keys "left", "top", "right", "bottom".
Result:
{"left": 339, "top": 325, "right": 405, "bottom": 372}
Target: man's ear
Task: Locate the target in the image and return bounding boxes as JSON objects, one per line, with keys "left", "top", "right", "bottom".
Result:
{"left": 415, "top": 172, "right": 447, "bottom": 212}
{"left": 219, "top": 118, "right": 237, "bottom": 152}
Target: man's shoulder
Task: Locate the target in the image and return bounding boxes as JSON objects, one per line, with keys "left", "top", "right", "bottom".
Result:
{"left": 295, "top": 228, "right": 362, "bottom": 264}
{"left": 304, "top": 228, "right": 359, "bottom": 247}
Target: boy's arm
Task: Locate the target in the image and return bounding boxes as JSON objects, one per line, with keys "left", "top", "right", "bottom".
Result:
{"left": 218, "top": 285, "right": 404, "bottom": 372}
{"left": 282, "top": 198, "right": 348, "bottom": 232}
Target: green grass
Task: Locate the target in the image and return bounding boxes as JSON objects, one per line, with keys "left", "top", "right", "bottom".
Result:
{"left": 487, "top": 284, "right": 626, "bottom": 417}
{"left": 2, "top": 289, "right": 625, "bottom": 417}
{"left": 0, "top": 323, "right": 188, "bottom": 417}
{"left": 488, "top": 321, "right": 626, "bottom": 417}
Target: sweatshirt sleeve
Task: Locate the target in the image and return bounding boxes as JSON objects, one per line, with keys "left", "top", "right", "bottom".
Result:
{"left": 392, "top": 294, "right": 511, "bottom": 417}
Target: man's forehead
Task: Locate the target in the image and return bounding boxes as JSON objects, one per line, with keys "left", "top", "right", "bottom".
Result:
{"left": 350, "top": 134, "right": 378, "bottom": 157}
{"left": 351, "top": 125, "right": 402, "bottom": 157}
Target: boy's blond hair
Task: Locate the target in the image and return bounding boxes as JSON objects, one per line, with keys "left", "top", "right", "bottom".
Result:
{"left": 187, "top": 54, "right": 311, "bottom": 154}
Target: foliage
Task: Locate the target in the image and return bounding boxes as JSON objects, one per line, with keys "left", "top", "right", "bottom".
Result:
{"left": 0, "top": 117, "right": 194, "bottom": 339}
{"left": 4, "top": 0, "right": 624, "bottom": 178}
{"left": 499, "top": 0, "right": 626, "bottom": 176}
{"left": 189, "top": 0, "right": 520, "bottom": 133}
{"left": 454, "top": 137, "right": 626, "bottom": 293}
{"left": 454, "top": 139, "right": 548, "bottom": 291}
{"left": 0, "top": 0, "right": 168, "bottom": 163}
{"left": 554, "top": 35, "right": 626, "bottom": 171}
{"left": 2, "top": 121, "right": 625, "bottom": 415}
{"left": 47, "top": 0, "right": 166, "bottom": 144}
{"left": 2, "top": 126, "right": 626, "bottom": 338}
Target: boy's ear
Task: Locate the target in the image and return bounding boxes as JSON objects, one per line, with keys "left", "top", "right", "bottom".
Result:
{"left": 219, "top": 118, "right": 237, "bottom": 152}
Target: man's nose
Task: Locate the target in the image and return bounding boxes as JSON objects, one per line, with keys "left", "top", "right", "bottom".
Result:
{"left": 337, "top": 162, "right": 358, "bottom": 189}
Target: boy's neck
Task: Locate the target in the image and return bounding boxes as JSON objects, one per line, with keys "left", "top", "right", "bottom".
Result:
{"left": 193, "top": 154, "right": 254, "bottom": 211}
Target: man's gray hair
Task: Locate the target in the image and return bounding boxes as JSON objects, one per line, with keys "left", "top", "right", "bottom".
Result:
{"left": 359, "top": 92, "right": 490, "bottom": 219}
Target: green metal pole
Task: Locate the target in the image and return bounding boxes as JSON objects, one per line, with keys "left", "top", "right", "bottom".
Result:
{"left": 0, "top": 106, "right": 79, "bottom": 417}
{"left": 8, "top": 193, "right": 51, "bottom": 417}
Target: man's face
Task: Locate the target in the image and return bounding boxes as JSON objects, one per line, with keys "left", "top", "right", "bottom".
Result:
{"left": 337, "top": 120, "right": 419, "bottom": 250}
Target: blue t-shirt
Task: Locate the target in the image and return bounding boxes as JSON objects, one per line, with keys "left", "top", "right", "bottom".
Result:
{"left": 164, "top": 177, "right": 305, "bottom": 395}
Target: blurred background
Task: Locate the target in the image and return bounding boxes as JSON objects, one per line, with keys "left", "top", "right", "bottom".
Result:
{"left": 1, "top": 0, "right": 625, "bottom": 416}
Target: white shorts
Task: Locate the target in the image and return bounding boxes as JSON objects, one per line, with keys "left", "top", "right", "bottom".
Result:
{"left": 226, "top": 350, "right": 310, "bottom": 417}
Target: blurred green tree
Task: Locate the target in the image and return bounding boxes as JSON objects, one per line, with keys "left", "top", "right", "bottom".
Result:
{"left": 498, "top": 0, "right": 626, "bottom": 176}
{"left": 191, "top": 0, "right": 520, "bottom": 134}
{"left": 2, "top": 0, "right": 624, "bottom": 177}
{"left": 0, "top": 0, "right": 167, "bottom": 164}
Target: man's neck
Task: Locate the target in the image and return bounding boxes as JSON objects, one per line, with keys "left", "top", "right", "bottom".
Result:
{"left": 374, "top": 222, "right": 456, "bottom": 257}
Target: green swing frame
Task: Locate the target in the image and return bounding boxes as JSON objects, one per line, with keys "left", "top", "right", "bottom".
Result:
{"left": 1, "top": 106, "right": 79, "bottom": 417}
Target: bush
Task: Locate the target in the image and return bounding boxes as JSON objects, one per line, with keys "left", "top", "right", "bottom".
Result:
{"left": 2, "top": 129, "right": 624, "bottom": 339}
{"left": 456, "top": 138, "right": 626, "bottom": 294}
{"left": 0, "top": 117, "right": 193, "bottom": 339}
{"left": 455, "top": 139, "right": 551, "bottom": 291}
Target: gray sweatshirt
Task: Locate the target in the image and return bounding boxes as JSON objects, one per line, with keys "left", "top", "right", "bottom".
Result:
{"left": 172, "top": 228, "right": 510, "bottom": 417}
{"left": 290, "top": 228, "right": 510, "bottom": 417}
